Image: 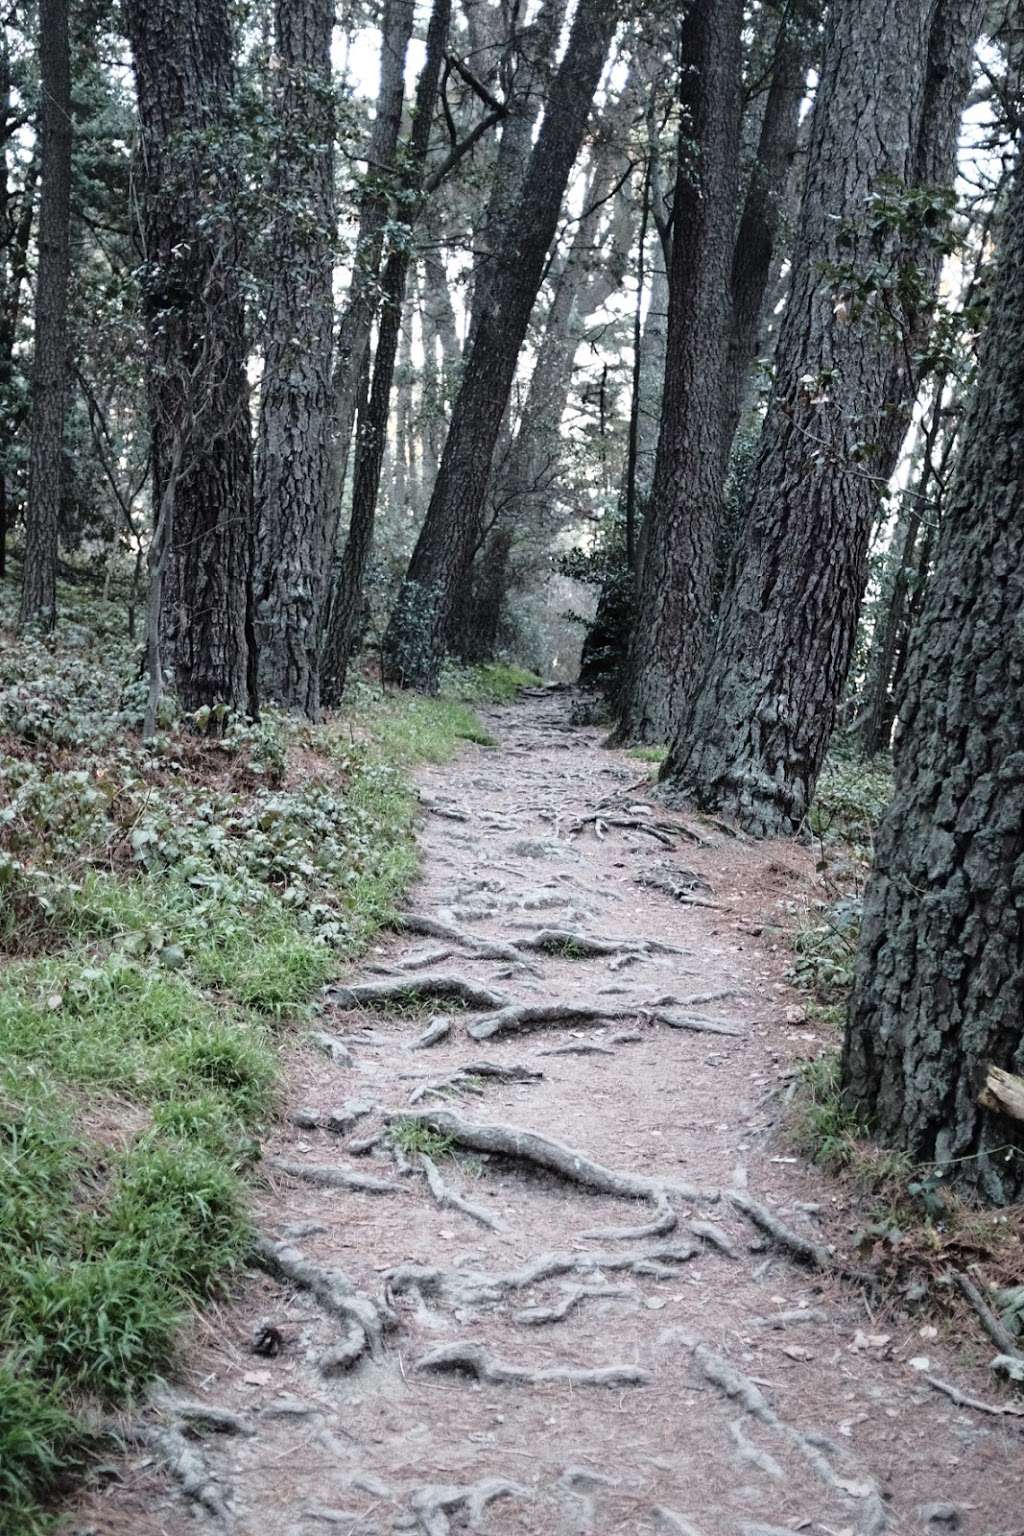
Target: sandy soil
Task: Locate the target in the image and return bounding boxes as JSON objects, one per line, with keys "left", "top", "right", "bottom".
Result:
{"left": 66, "top": 693, "right": 1024, "bottom": 1536}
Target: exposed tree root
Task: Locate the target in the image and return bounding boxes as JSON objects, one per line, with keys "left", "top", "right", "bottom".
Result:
{"left": 687, "top": 1219, "right": 739, "bottom": 1259}
{"left": 405, "top": 1059, "right": 543, "bottom": 1105}
{"left": 330, "top": 973, "right": 510, "bottom": 1012}
{"left": 415, "top": 1340, "right": 649, "bottom": 1388}
{"left": 410, "top": 1016, "right": 452, "bottom": 1049}
{"left": 468, "top": 1000, "right": 635, "bottom": 1041}
{"left": 402, "top": 1477, "right": 529, "bottom": 1536}
{"left": 166, "top": 1403, "right": 255, "bottom": 1437}
{"left": 729, "top": 1191, "right": 830, "bottom": 1268}
{"left": 537, "top": 1042, "right": 617, "bottom": 1057}
{"left": 393, "top": 912, "right": 524, "bottom": 964}
{"left": 513, "top": 927, "right": 683, "bottom": 958}
{"left": 756, "top": 1307, "right": 827, "bottom": 1329}
{"left": 252, "top": 1236, "right": 393, "bottom": 1369}
{"left": 950, "top": 1268, "right": 1024, "bottom": 1363}
{"left": 121, "top": 1422, "right": 233, "bottom": 1526}
{"left": 729, "top": 1419, "right": 784, "bottom": 1480}
{"left": 418, "top": 1151, "right": 501, "bottom": 1230}
{"left": 923, "top": 1373, "right": 1024, "bottom": 1419}
{"left": 643, "top": 1008, "right": 743, "bottom": 1037}
{"left": 653, "top": 1510, "right": 703, "bottom": 1536}
{"left": 572, "top": 811, "right": 679, "bottom": 847}
{"left": 386, "top": 1239, "right": 700, "bottom": 1310}
{"left": 387, "top": 1109, "right": 712, "bottom": 1238}
{"left": 513, "top": 1283, "right": 627, "bottom": 1325}
{"left": 308, "top": 1030, "right": 355, "bottom": 1066}
{"left": 290, "top": 1100, "right": 374, "bottom": 1135}
{"left": 690, "top": 1340, "right": 886, "bottom": 1514}
{"left": 273, "top": 1158, "right": 405, "bottom": 1195}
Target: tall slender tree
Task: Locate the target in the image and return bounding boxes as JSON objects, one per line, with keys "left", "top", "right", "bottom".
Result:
{"left": 659, "top": 0, "right": 984, "bottom": 833}
{"left": 383, "top": 0, "right": 622, "bottom": 691}
{"left": 841, "top": 144, "right": 1024, "bottom": 1205}
{"left": 613, "top": 0, "right": 744, "bottom": 745}
{"left": 19, "top": 0, "right": 71, "bottom": 631}
{"left": 320, "top": 0, "right": 451, "bottom": 706}
{"left": 252, "top": 0, "right": 335, "bottom": 717}
{"left": 127, "top": 0, "right": 255, "bottom": 716}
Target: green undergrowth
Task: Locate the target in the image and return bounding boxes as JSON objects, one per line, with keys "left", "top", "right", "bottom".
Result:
{"left": 0, "top": 580, "right": 503, "bottom": 1532}
{"left": 627, "top": 744, "right": 668, "bottom": 765}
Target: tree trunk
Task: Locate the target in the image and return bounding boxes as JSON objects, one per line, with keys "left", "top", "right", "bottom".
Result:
{"left": 320, "top": 0, "right": 451, "bottom": 706}
{"left": 382, "top": 0, "right": 621, "bottom": 691}
{"left": 19, "top": 0, "right": 71, "bottom": 631}
{"left": 841, "top": 149, "right": 1024, "bottom": 1205}
{"left": 465, "top": 0, "right": 562, "bottom": 346}
{"left": 328, "top": 0, "right": 416, "bottom": 528}
{"left": 458, "top": 113, "right": 638, "bottom": 663}
{"left": 721, "top": 2, "right": 817, "bottom": 463}
{"left": 613, "top": 0, "right": 744, "bottom": 745}
{"left": 127, "top": 0, "right": 255, "bottom": 717}
{"left": 660, "top": 0, "right": 984, "bottom": 834}
{"left": 0, "top": 128, "right": 38, "bottom": 582}
{"left": 252, "top": 0, "right": 335, "bottom": 718}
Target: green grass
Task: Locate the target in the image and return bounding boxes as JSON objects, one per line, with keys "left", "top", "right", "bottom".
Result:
{"left": 390, "top": 1118, "right": 456, "bottom": 1160}
{"left": 0, "top": 593, "right": 515, "bottom": 1531}
{"left": 443, "top": 661, "right": 541, "bottom": 703}
{"left": 627, "top": 744, "right": 668, "bottom": 764}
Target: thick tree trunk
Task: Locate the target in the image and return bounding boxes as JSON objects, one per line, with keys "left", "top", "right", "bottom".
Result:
{"left": 660, "top": 0, "right": 984, "bottom": 834}
{"left": 613, "top": 0, "right": 744, "bottom": 745}
{"left": 252, "top": 0, "right": 335, "bottom": 717}
{"left": 19, "top": 0, "right": 71, "bottom": 631}
{"left": 841, "top": 151, "right": 1024, "bottom": 1205}
{"left": 320, "top": 0, "right": 451, "bottom": 706}
{"left": 127, "top": 0, "right": 255, "bottom": 716}
{"left": 383, "top": 0, "right": 620, "bottom": 691}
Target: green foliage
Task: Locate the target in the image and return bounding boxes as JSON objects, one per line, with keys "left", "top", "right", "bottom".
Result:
{"left": 3, "top": 1253, "right": 182, "bottom": 1398}
{"left": 390, "top": 1119, "right": 455, "bottom": 1160}
{"left": 790, "top": 1052, "right": 912, "bottom": 1188}
{"left": 0, "top": 1366, "right": 80, "bottom": 1536}
{"left": 809, "top": 754, "right": 893, "bottom": 848}
{"left": 627, "top": 744, "right": 667, "bottom": 764}
{"left": 788, "top": 896, "right": 862, "bottom": 1006}
{"left": 441, "top": 661, "right": 541, "bottom": 703}
{"left": 0, "top": 583, "right": 495, "bottom": 1526}
{"left": 92, "top": 1140, "right": 250, "bottom": 1295}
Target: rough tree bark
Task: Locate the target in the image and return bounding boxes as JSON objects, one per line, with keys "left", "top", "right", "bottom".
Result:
{"left": 613, "top": 0, "right": 744, "bottom": 744}
{"left": 0, "top": 126, "right": 38, "bottom": 581}
{"left": 660, "top": 0, "right": 984, "bottom": 833}
{"left": 328, "top": 0, "right": 415, "bottom": 525}
{"left": 383, "top": 0, "right": 621, "bottom": 691}
{"left": 458, "top": 104, "right": 638, "bottom": 663}
{"left": 127, "top": 0, "right": 255, "bottom": 716}
{"left": 841, "top": 149, "right": 1024, "bottom": 1205}
{"left": 320, "top": 0, "right": 451, "bottom": 706}
{"left": 252, "top": 0, "right": 335, "bottom": 717}
{"left": 19, "top": 0, "right": 71, "bottom": 631}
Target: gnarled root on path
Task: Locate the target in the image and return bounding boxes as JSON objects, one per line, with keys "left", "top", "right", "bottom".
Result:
{"left": 416, "top": 1340, "right": 649, "bottom": 1389}
{"left": 385, "top": 1238, "right": 701, "bottom": 1311}
{"left": 329, "top": 973, "right": 511, "bottom": 1012}
{"left": 729, "top": 1191, "right": 831, "bottom": 1268}
{"left": 387, "top": 1107, "right": 715, "bottom": 1238}
{"left": 272, "top": 1158, "right": 405, "bottom": 1195}
{"left": 400, "top": 1477, "right": 529, "bottom": 1536}
{"left": 118, "top": 1421, "right": 233, "bottom": 1527}
{"left": 252, "top": 1236, "right": 394, "bottom": 1374}
{"left": 513, "top": 1282, "right": 627, "bottom": 1325}
{"left": 418, "top": 1151, "right": 501, "bottom": 1231}
{"left": 688, "top": 1338, "right": 887, "bottom": 1530}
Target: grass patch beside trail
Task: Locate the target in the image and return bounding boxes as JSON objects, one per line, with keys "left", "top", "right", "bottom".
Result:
{"left": 627, "top": 744, "right": 668, "bottom": 765}
{"left": 0, "top": 582, "right": 505, "bottom": 1532}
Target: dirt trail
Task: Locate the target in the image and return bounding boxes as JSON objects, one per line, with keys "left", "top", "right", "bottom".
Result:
{"left": 73, "top": 694, "right": 1022, "bottom": 1536}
